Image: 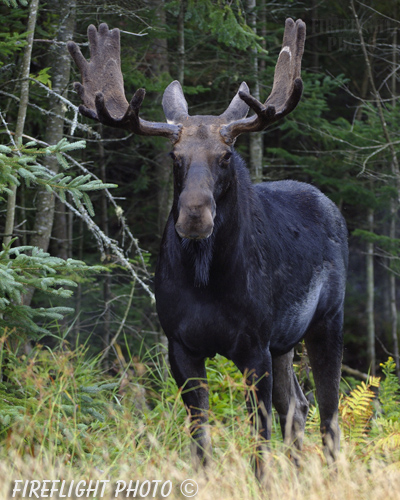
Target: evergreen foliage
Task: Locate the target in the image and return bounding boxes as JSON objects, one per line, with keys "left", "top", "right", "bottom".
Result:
{"left": 0, "top": 138, "right": 116, "bottom": 216}
{"left": 0, "top": 137, "right": 111, "bottom": 340}
{"left": 0, "top": 0, "right": 27, "bottom": 7}
{"left": 0, "top": 242, "right": 104, "bottom": 338}
{"left": 185, "top": 0, "right": 263, "bottom": 51}
{"left": 0, "top": 30, "right": 26, "bottom": 64}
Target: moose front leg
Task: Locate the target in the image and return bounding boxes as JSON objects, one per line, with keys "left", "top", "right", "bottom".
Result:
{"left": 168, "top": 340, "right": 211, "bottom": 467}
{"left": 234, "top": 350, "right": 273, "bottom": 479}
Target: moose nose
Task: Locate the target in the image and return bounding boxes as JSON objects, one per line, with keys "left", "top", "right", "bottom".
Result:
{"left": 176, "top": 190, "right": 216, "bottom": 240}
{"left": 175, "top": 221, "right": 214, "bottom": 240}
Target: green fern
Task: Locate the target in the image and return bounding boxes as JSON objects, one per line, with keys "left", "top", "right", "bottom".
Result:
{"left": 364, "top": 358, "right": 400, "bottom": 462}
{"left": 378, "top": 357, "right": 400, "bottom": 419}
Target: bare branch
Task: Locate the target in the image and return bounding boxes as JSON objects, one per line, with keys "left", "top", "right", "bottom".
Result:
{"left": 350, "top": 0, "right": 400, "bottom": 193}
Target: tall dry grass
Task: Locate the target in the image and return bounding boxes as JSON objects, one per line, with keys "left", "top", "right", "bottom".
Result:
{"left": 2, "top": 444, "right": 400, "bottom": 500}
{"left": 1, "top": 346, "right": 399, "bottom": 499}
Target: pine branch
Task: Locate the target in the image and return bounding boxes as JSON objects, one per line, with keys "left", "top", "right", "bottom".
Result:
{"left": 16, "top": 133, "right": 151, "bottom": 277}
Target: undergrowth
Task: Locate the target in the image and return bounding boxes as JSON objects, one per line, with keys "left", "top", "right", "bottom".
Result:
{"left": 0, "top": 337, "right": 399, "bottom": 499}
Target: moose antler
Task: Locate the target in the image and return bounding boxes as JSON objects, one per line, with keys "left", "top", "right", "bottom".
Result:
{"left": 221, "top": 18, "right": 306, "bottom": 143}
{"left": 67, "top": 23, "right": 181, "bottom": 142}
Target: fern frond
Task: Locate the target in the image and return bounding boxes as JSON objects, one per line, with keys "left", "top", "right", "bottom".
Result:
{"left": 340, "top": 381, "right": 377, "bottom": 443}
{"left": 379, "top": 357, "right": 400, "bottom": 419}
{"left": 374, "top": 432, "right": 400, "bottom": 451}
{"left": 367, "top": 375, "right": 381, "bottom": 388}
{"left": 367, "top": 421, "right": 400, "bottom": 462}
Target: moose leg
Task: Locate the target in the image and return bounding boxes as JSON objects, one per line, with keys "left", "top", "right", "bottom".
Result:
{"left": 272, "top": 348, "right": 309, "bottom": 457}
{"left": 168, "top": 340, "right": 211, "bottom": 467}
{"left": 234, "top": 350, "right": 273, "bottom": 479}
{"left": 305, "top": 311, "right": 343, "bottom": 464}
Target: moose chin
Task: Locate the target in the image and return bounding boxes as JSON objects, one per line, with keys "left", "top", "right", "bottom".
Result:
{"left": 68, "top": 18, "right": 348, "bottom": 479}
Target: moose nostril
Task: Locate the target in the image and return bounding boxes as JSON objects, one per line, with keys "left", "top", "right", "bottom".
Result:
{"left": 175, "top": 217, "right": 214, "bottom": 240}
{"left": 188, "top": 208, "right": 203, "bottom": 219}
{"left": 176, "top": 229, "right": 213, "bottom": 240}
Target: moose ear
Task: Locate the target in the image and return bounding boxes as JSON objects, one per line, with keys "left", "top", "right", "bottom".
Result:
{"left": 219, "top": 82, "right": 250, "bottom": 123}
{"left": 162, "top": 81, "right": 189, "bottom": 124}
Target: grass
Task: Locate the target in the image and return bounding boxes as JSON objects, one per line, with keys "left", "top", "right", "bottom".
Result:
{"left": 0, "top": 341, "right": 400, "bottom": 499}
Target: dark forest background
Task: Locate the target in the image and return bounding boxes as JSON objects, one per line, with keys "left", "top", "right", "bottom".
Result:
{"left": 1, "top": 0, "right": 400, "bottom": 381}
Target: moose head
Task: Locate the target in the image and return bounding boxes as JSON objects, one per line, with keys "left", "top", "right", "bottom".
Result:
{"left": 67, "top": 19, "right": 305, "bottom": 241}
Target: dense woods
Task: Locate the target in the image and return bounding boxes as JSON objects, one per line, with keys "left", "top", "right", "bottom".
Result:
{"left": 1, "top": 0, "right": 400, "bottom": 378}
{"left": 1, "top": 1, "right": 400, "bottom": 496}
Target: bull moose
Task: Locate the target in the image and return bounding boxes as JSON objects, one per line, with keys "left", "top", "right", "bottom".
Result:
{"left": 68, "top": 18, "right": 348, "bottom": 476}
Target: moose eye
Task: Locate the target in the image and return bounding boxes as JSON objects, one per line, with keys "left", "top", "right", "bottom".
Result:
{"left": 170, "top": 151, "right": 184, "bottom": 165}
{"left": 170, "top": 152, "right": 183, "bottom": 170}
{"left": 219, "top": 151, "right": 232, "bottom": 167}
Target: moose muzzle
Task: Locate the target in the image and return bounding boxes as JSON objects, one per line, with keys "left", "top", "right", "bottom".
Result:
{"left": 175, "top": 188, "right": 216, "bottom": 240}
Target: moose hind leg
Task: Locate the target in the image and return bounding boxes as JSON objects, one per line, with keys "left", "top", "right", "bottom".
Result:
{"left": 304, "top": 311, "right": 343, "bottom": 463}
{"left": 168, "top": 340, "right": 211, "bottom": 468}
{"left": 272, "top": 348, "right": 309, "bottom": 456}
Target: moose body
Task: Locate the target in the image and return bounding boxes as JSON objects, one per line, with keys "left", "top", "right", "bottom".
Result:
{"left": 68, "top": 18, "right": 348, "bottom": 476}
{"left": 156, "top": 165, "right": 347, "bottom": 362}
{"left": 155, "top": 147, "right": 347, "bottom": 470}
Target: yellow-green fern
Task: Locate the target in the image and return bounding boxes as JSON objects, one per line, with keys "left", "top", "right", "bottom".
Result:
{"left": 339, "top": 376, "right": 380, "bottom": 443}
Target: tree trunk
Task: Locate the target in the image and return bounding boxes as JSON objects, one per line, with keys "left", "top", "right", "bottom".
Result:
{"left": 30, "top": 0, "right": 76, "bottom": 252}
{"left": 148, "top": 0, "right": 174, "bottom": 237}
{"left": 177, "top": 0, "right": 185, "bottom": 84}
{"left": 311, "top": 0, "right": 319, "bottom": 71}
{"left": 259, "top": 0, "right": 266, "bottom": 74}
{"left": 24, "top": 0, "right": 76, "bottom": 306}
{"left": 98, "top": 126, "right": 112, "bottom": 367}
{"left": 247, "top": 0, "right": 263, "bottom": 183}
{"left": 390, "top": 13, "right": 399, "bottom": 379}
{"left": 3, "top": 0, "right": 40, "bottom": 248}
{"left": 366, "top": 208, "right": 376, "bottom": 375}
{"left": 50, "top": 199, "right": 69, "bottom": 260}
{"left": 148, "top": 0, "right": 172, "bottom": 363}
{"left": 389, "top": 202, "right": 399, "bottom": 379}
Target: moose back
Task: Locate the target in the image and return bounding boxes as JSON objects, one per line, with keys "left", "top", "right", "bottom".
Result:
{"left": 68, "top": 18, "right": 348, "bottom": 476}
